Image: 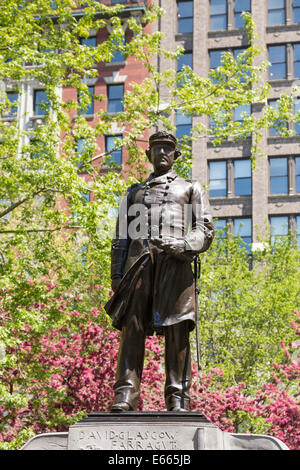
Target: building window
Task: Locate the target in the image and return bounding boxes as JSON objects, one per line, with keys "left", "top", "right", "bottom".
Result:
{"left": 209, "top": 161, "right": 227, "bottom": 197}
{"left": 76, "top": 138, "right": 90, "bottom": 169}
{"left": 76, "top": 138, "right": 86, "bottom": 154}
{"left": 210, "top": 0, "right": 250, "bottom": 31}
{"left": 105, "top": 135, "right": 122, "bottom": 166}
{"left": 270, "top": 214, "right": 300, "bottom": 245}
{"left": 177, "top": 51, "right": 193, "bottom": 71}
{"left": 209, "top": 110, "right": 227, "bottom": 136}
{"left": 266, "top": 43, "right": 300, "bottom": 80}
{"left": 295, "top": 98, "right": 300, "bottom": 134}
{"left": 268, "top": 0, "right": 285, "bottom": 26}
{"left": 268, "top": 45, "right": 286, "bottom": 79}
{"left": 111, "top": 37, "right": 125, "bottom": 64}
{"left": 209, "top": 159, "right": 252, "bottom": 197}
{"left": 214, "top": 218, "right": 227, "bottom": 241}
{"left": 209, "top": 47, "right": 248, "bottom": 83}
{"left": 234, "top": 217, "right": 252, "bottom": 250}
{"left": 80, "top": 191, "right": 91, "bottom": 204}
{"left": 234, "top": 0, "right": 251, "bottom": 28}
{"left": 210, "top": 0, "right": 227, "bottom": 30}
{"left": 234, "top": 159, "right": 252, "bottom": 196}
{"left": 293, "top": 43, "right": 300, "bottom": 78}
{"left": 234, "top": 104, "right": 251, "bottom": 124}
{"left": 214, "top": 217, "right": 252, "bottom": 249}
{"left": 269, "top": 99, "right": 288, "bottom": 135}
{"left": 294, "top": 0, "right": 300, "bottom": 22}
{"left": 177, "top": 1, "right": 193, "bottom": 34}
{"left": 270, "top": 215, "right": 289, "bottom": 244}
{"left": 269, "top": 157, "right": 288, "bottom": 194}
{"left": 176, "top": 110, "right": 192, "bottom": 139}
{"left": 4, "top": 92, "right": 18, "bottom": 118}
{"left": 107, "top": 84, "right": 124, "bottom": 113}
{"left": 209, "top": 47, "right": 247, "bottom": 67}
{"left": 80, "top": 36, "right": 96, "bottom": 48}
{"left": 296, "top": 215, "right": 300, "bottom": 247}
{"left": 78, "top": 86, "right": 94, "bottom": 115}
{"left": 296, "top": 156, "right": 300, "bottom": 192}
{"left": 271, "top": 160, "right": 285, "bottom": 194}
{"left": 214, "top": 218, "right": 227, "bottom": 231}
{"left": 268, "top": 155, "right": 300, "bottom": 194}
{"left": 209, "top": 49, "right": 226, "bottom": 82}
{"left": 209, "top": 49, "right": 226, "bottom": 70}
{"left": 34, "top": 90, "right": 49, "bottom": 116}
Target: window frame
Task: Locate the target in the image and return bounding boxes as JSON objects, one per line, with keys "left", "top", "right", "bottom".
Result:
{"left": 293, "top": 0, "right": 300, "bottom": 22}
{"left": 176, "top": 110, "right": 192, "bottom": 140}
{"left": 80, "top": 36, "right": 97, "bottom": 48}
{"left": 270, "top": 215, "right": 289, "bottom": 244}
{"left": 209, "top": 46, "right": 249, "bottom": 83}
{"left": 210, "top": 0, "right": 228, "bottom": 31}
{"left": 107, "top": 84, "right": 124, "bottom": 114}
{"left": 269, "top": 155, "right": 300, "bottom": 195}
{"left": 268, "top": 44, "right": 287, "bottom": 80}
{"left": 233, "top": 216, "right": 252, "bottom": 251}
{"left": 268, "top": 0, "right": 286, "bottom": 26}
{"left": 209, "top": 0, "right": 251, "bottom": 31}
{"left": 267, "top": 0, "right": 300, "bottom": 26}
{"left": 233, "top": 159, "right": 252, "bottom": 196}
{"left": 213, "top": 217, "right": 253, "bottom": 251}
{"left": 4, "top": 91, "right": 19, "bottom": 119}
{"left": 296, "top": 156, "right": 300, "bottom": 192}
{"left": 234, "top": 0, "right": 251, "bottom": 28}
{"left": 269, "top": 156, "right": 289, "bottom": 194}
{"left": 78, "top": 85, "right": 94, "bottom": 116}
{"left": 33, "top": 89, "right": 49, "bottom": 116}
{"left": 76, "top": 137, "right": 91, "bottom": 171}
{"left": 268, "top": 99, "right": 288, "bottom": 136}
{"left": 177, "top": 0, "right": 194, "bottom": 34}
{"left": 177, "top": 50, "right": 193, "bottom": 72}
{"left": 209, "top": 160, "right": 228, "bottom": 198}
{"left": 209, "top": 158, "right": 252, "bottom": 198}
{"left": 105, "top": 134, "right": 123, "bottom": 167}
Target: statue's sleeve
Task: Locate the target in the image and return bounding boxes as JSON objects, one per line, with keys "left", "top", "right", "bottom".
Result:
{"left": 110, "top": 190, "right": 132, "bottom": 280}
{"left": 183, "top": 181, "right": 215, "bottom": 254}
{"left": 110, "top": 183, "right": 140, "bottom": 279}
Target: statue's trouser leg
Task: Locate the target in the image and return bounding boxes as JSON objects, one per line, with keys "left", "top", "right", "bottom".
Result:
{"left": 164, "top": 321, "right": 192, "bottom": 411}
{"left": 112, "top": 319, "right": 146, "bottom": 411}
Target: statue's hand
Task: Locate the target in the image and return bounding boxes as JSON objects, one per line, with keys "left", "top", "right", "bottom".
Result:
{"left": 111, "top": 277, "right": 122, "bottom": 292}
{"left": 151, "top": 237, "right": 186, "bottom": 260}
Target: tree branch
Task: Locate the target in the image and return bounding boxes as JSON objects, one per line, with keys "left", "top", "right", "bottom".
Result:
{"left": 0, "top": 225, "right": 83, "bottom": 234}
{"left": 0, "top": 187, "right": 54, "bottom": 219}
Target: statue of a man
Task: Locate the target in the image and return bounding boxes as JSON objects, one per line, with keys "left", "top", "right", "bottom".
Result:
{"left": 105, "top": 131, "right": 214, "bottom": 412}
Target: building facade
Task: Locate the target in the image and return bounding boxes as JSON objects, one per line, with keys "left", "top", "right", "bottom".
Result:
{"left": 4, "top": 0, "right": 151, "bottom": 181}
{"left": 155, "top": 0, "right": 300, "bottom": 249}
{"left": 3, "top": 1, "right": 300, "bottom": 248}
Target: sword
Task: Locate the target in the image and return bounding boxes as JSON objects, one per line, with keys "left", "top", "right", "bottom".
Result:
{"left": 194, "top": 255, "right": 201, "bottom": 371}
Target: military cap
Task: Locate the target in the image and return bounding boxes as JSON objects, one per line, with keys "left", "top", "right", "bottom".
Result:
{"left": 149, "top": 131, "right": 177, "bottom": 148}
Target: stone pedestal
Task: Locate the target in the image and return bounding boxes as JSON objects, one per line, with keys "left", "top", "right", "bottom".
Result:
{"left": 21, "top": 412, "right": 289, "bottom": 450}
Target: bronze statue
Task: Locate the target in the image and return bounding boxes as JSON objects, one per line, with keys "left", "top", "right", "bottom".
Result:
{"left": 105, "top": 131, "right": 214, "bottom": 412}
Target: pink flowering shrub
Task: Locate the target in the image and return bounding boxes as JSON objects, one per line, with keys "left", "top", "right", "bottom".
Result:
{"left": 0, "top": 279, "right": 299, "bottom": 450}
{"left": 188, "top": 312, "right": 300, "bottom": 449}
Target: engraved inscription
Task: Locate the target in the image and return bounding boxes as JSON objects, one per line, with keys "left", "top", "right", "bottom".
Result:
{"left": 69, "top": 426, "right": 190, "bottom": 450}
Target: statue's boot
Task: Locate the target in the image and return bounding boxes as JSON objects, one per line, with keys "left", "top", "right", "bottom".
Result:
{"left": 164, "top": 321, "right": 191, "bottom": 412}
{"left": 111, "top": 317, "right": 146, "bottom": 412}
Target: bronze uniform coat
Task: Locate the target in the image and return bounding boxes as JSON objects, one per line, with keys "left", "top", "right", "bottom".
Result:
{"left": 104, "top": 170, "right": 214, "bottom": 335}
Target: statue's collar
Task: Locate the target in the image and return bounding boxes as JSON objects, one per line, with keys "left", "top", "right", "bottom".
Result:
{"left": 146, "top": 170, "right": 178, "bottom": 185}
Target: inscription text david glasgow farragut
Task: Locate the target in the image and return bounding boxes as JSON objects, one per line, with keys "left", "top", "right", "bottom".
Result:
{"left": 68, "top": 425, "right": 197, "bottom": 450}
